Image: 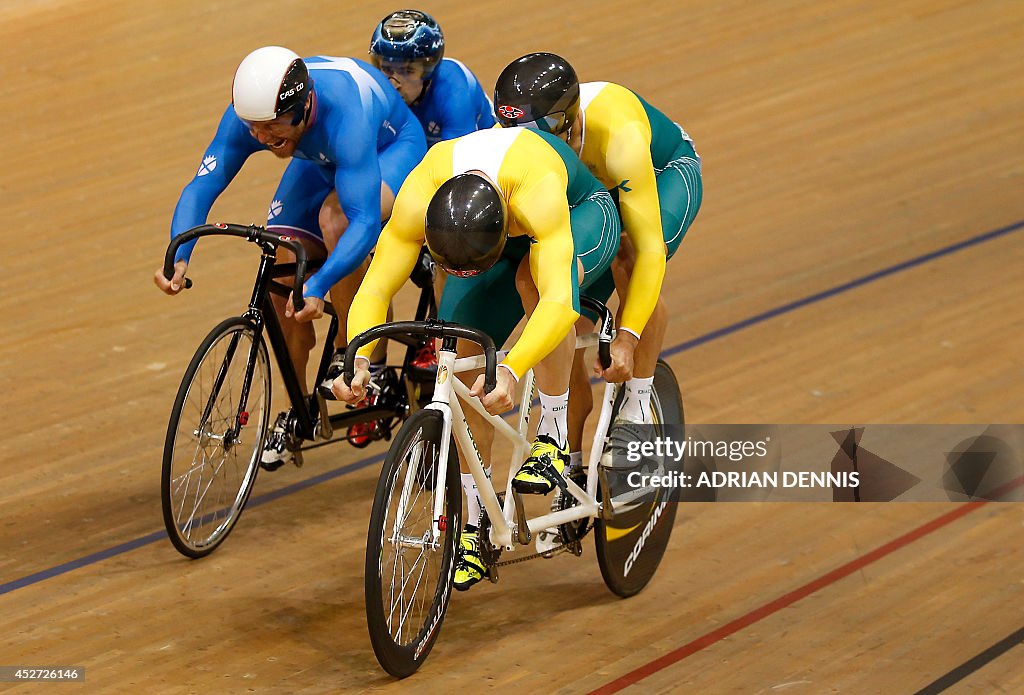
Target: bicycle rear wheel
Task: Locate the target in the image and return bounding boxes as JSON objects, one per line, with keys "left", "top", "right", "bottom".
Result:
{"left": 594, "top": 359, "right": 684, "bottom": 597}
{"left": 365, "top": 408, "right": 461, "bottom": 678}
{"left": 161, "top": 317, "right": 271, "bottom": 558}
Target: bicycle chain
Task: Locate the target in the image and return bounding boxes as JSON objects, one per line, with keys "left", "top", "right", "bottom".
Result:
{"left": 491, "top": 543, "right": 572, "bottom": 567}
{"left": 490, "top": 532, "right": 589, "bottom": 566}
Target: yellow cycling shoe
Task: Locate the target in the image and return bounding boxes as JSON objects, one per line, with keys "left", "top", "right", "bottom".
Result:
{"left": 454, "top": 526, "right": 488, "bottom": 591}
{"left": 512, "top": 435, "right": 570, "bottom": 495}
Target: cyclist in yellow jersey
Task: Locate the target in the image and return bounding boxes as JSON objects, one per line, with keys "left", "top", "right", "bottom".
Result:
{"left": 494, "top": 53, "right": 702, "bottom": 464}
{"left": 333, "top": 126, "right": 621, "bottom": 589}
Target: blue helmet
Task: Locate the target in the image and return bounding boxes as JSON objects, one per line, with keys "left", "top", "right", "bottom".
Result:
{"left": 369, "top": 10, "right": 445, "bottom": 79}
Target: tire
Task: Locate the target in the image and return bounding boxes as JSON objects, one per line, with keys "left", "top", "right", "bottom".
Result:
{"left": 365, "top": 408, "right": 461, "bottom": 678}
{"left": 161, "top": 317, "right": 271, "bottom": 558}
{"left": 594, "top": 359, "right": 684, "bottom": 597}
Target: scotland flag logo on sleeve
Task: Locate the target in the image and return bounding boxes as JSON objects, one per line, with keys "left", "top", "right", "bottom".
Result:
{"left": 197, "top": 155, "right": 217, "bottom": 177}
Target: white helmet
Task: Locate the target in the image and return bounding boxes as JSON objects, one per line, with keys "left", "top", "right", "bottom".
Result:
{"left": 232, "top": 46, "right": 310, "bottom": 122}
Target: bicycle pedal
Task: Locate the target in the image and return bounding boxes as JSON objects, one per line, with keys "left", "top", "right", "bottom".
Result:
{"left": 536, "top": 528, "right": 561, "bottom": 558}
{"left": 346, "top": 432, "right": 373, "bottom": 449}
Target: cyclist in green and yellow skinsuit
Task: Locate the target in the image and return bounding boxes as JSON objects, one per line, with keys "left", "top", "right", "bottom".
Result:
{"left": 334, "top": 125, "right": 621, "bottom": 589}
{"left": 494, "top": 52, "right": 703, "bottom": 477}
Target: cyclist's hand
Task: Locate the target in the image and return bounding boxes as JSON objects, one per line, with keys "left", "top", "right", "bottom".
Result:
{"left": 332, "top": 358, "right": 371, "bottom": 404}
{"left": 596, "top": 331, "right": 638, "bottom": 383}
{"left": 286, "top": 289, "right": 324, "bottom": 323}
{"left": 154, "top": 260, "right": 188, "bottom": 295}
{"left": 470, "top": 366, "right": 517, "bottom": 415}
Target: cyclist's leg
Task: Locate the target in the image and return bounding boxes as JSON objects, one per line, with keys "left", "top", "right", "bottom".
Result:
{"left": 319, "top": 180, "right": 393, "bottom": 437}
{"left": 439, "top": 239, "right": 528, "bottom": 588}
{"left": 266, "top": 158, "right": 331, "bottom": 393}
{"left": 611, "top": 144, "right": 702, "bottom": 423}
{"left": 566, "top": 191, "right": 620, "bottom": 460}
{"left": 262, "top": 160, "right": 331, "bottom": 467}
{"left": 318, "top": 187, "right": 390, "bottom": 360}
{"left": 513, "top": 190, "right": 621, "bottom": 493}
{"left": 319, "top": 125, "right": 423, "bottom": 356}
{"left": 439, "top": 238, "right": 530, "bottom": 479}
{"left": 632, "top": 144, "right": 703, "bottom": 378}
{"left": 569, "top": 266, "right": 616, "bottom": 453}
{"left": 513, "top": 254, "right": 576, "bottom": 432}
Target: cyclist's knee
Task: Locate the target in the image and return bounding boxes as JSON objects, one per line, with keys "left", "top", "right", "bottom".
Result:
{"left": 574, "top": 315, "right": 595, "bottom": 334}
{"left": 649, "top": 296, "right": 668, "bottom": 328}
{"left": 612, "top": 249, "right": 636, "bottom": 279}
{"left": 571, "top": 357, "right": 593, "bottom": 409}
{"left": 455, "top": 338, "right": 482, "bottom": 385}
{"left": 380, "top": 183, "right": 396, "bottom": 222}
{"left": 514, "top": 257, "right": 539, "bottom": 312}
{"left": 319, "top": 193, "right": 350, "bottom": 247}
{"left": 274, "top": 236, "right": 325, "bottom": 265}
{"left": 270, "top": 293, "right": 316, "bottom": 349}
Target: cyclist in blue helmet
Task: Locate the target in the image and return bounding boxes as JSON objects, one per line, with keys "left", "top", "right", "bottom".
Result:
{"left": 369, "top": 10, "right": 495, "bottom": 148}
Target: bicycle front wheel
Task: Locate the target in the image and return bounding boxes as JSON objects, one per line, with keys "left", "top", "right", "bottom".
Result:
{"left": 595, "top": 359, "right": 684, "bottom": 597}
{"left": 161, "top": 317, "right": 271, "bottom": 558}
{"left": 365, "top": 408, "right": 461, "bottom": 678}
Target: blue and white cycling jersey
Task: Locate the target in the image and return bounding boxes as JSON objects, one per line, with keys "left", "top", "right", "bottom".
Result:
{"left": 170, "top": 56, "right": 427, "bottom": 300}
{"left": 410, "top": 58, "right": 496, "bottom": 147}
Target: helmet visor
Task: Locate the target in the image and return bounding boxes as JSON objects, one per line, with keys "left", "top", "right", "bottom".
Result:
{"left": 370, "top": 55, "right": 430, "bottom": 79}
{"left": 237, "top": 102, "right": 307, "bottom": 128}
{"left": 516, "top": 111, "right": 569, "bottom": 135}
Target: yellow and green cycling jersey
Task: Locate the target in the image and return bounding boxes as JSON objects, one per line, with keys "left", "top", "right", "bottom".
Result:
{"left": 348, "top": 126, "right": 618, "bottom": 378}
{"left": 575, "top": 81, "right": 700, "bottom": 337}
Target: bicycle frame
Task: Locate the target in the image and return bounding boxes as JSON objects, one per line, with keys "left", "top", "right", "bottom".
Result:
{"left": 422, "top": 333, "right": 616, "bottom": 551}
{"left": 164, "top": 223, "right": 437, "bottom": 446}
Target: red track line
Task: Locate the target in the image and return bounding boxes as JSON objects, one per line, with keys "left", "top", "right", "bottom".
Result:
{"left": 590, "top": 502, "right": 988, "bottom": 694}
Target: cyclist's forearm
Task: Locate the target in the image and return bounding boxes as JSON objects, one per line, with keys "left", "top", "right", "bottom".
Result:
{"left": 305, "top": 220, "right": 378, "bottom": 299}
{"left": 169, "top": 183, "right": 225, "bottom": 264}
{"left": 350, "top": 291, "right": 392, "bottom": 360}
{"left": 502, "top": 300, "right": 580, "bottom": 379}
{"left": 350, "top": 231, "right": 421, "bottom": 358}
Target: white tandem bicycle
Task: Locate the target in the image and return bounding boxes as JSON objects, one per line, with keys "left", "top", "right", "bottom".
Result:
{"left": 342, "top": 297, "right": 685, "bottom": 677}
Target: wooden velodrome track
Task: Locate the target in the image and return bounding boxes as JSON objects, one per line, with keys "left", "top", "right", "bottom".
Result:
{"left": 1, "top": 0, "right": 1022, "bottom": 692}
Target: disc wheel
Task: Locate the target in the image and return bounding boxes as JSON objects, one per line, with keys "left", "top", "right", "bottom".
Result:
{"left": 594, "top": 359, "right": 684, "bottom": 597}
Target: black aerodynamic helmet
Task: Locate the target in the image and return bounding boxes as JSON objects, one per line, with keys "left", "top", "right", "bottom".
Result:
{"left": 493, "top": 52, "right": 580, "bottom": 136}
{"left": 424, "top": 174, "right": 508, "bottom": 277}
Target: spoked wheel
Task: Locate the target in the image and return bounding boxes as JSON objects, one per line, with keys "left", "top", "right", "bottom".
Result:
{"left": 595, "top": 359, "right": 684, "bottom": 597}
{"left": 161, "top": 317, "right": 271, "bottom": 558}
{"left": 365, "top": 408, "right": 461, "bottom": 678}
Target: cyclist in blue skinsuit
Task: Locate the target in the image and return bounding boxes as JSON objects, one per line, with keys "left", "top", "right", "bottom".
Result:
{"left": 368, "top": 10, "right": 495, "bottom": 148}
{"left": 153, "top": 45, "right": 427, "bottom": 467}
{"left": 353, "top": 10, "right": 498, "bottom": 387}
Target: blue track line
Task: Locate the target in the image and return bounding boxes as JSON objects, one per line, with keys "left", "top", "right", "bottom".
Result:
{"left": 2, "top": 219, "right": 1021, "bottom": 597}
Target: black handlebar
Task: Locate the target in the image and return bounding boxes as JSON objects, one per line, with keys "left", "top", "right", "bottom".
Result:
{"left": 343, "top": 320, "right": 498, "bottom": 394}
{"left": 163, "top": 223, "right": 308, "bottom": 311}
{"left": 580, "top": 297, "right": 614, "bottom": 370}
